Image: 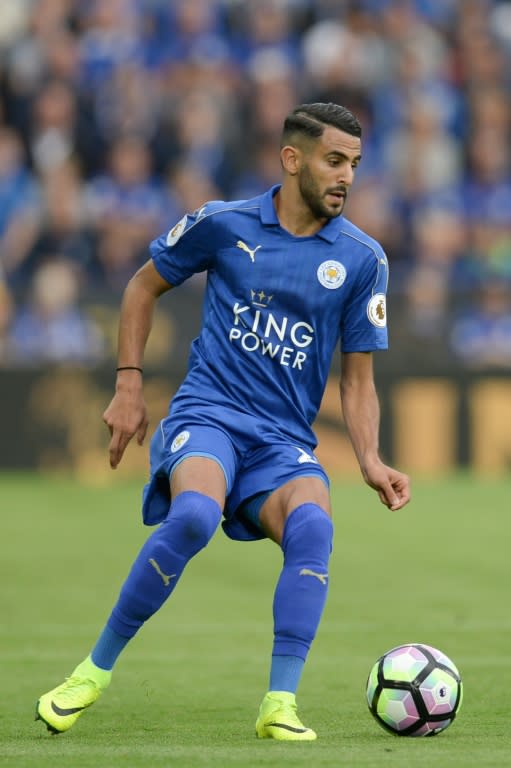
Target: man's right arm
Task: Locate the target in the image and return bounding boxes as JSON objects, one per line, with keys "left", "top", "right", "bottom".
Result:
{"left": 103, "top": 259, "right": 173, "bottom": 469}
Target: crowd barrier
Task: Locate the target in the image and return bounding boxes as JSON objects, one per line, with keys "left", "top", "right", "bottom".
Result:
{"left": 1, "top": 366, "right": 509, "bottom": 478}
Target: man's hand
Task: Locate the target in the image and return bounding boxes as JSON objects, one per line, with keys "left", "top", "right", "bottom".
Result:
{"left": 361, "top": 460, "right": 411, "bottom": 511}
{"left": 102, "top": 383, "right": 149, "bottom": 469}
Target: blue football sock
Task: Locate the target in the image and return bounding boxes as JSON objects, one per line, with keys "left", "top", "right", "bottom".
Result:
{"left": 272, "top": 503, "right": 333, "bottom": 662}
{"left": 269, "top": 654, "right": 305, "bottom": 694}
{"left": 91, "top": 625, "right": 129, "bottom": 671}
{"left": 99, "top": 492, "right": 221, "bottom": 658}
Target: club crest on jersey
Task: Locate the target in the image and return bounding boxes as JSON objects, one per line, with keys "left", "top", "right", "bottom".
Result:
{"left": 166, "top": 215, "right": 187, "bottom": 246}
{"left": 171, "top": 430, "right": 190, "bottom": 453}
{"left": 317, "top": 260, "right": 347, "bottom": 289}
{"left": 367, "top": 293, "right": 387, "bottom": 327}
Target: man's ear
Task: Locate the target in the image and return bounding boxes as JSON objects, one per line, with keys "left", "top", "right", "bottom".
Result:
{"left": 280, "top": 144, "right": 302, "bottom": 176}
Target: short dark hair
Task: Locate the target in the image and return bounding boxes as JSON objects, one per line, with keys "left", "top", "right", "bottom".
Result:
{"left": 281, "top": 103, "right": 362, "bottom": 147}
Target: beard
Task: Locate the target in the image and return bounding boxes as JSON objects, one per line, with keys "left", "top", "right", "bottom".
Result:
{"left": 298, "top": 164, "right": 346, "bottom": 220}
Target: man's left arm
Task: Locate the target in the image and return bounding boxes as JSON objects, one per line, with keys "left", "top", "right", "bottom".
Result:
{"left": 340, "top": 351, "right": 410, "bottom": 511}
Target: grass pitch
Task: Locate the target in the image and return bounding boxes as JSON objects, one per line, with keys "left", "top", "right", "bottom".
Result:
{"left": 1, "top": 472, "right": 510, "bottom": 767}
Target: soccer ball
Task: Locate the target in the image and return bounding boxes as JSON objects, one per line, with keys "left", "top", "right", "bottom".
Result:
{"left": 366, "top": 643, "right": 463, "bottom": 737}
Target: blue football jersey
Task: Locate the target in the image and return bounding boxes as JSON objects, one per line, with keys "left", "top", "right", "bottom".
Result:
{"left": 150, "top": 185, "right": 389, "bottom": 448}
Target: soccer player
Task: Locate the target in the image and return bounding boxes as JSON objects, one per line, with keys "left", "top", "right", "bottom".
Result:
{"left": 36, "top": 103, "right": 410, "bottom": 740}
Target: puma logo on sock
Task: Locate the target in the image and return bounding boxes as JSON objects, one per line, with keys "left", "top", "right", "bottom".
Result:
{"left": 149, "top": 558, "right": 176, "bottom": 587}
{"left": 299, "top": 568, "right": 328, "bottom": 585}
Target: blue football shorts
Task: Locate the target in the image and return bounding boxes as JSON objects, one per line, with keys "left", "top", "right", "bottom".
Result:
{"left": 141, "top": 403, "right": 329, "bottom": 541}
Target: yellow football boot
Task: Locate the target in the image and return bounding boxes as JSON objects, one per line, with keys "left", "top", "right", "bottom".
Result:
{"left": 35, "top": 656, "right": 111, "bottom": 734}
{"left": 256, "top": 691, "right": 317, "bottom": 741}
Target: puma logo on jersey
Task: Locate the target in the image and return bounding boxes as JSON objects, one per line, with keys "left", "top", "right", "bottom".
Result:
{"left": 149, "top": 558, "right": 176, "bottom": 586}
{"left": 299, "top": 568, "right": 329, "bottom": 585}
{"left": 236, "top": 240, "right": 261, "bottom": 262}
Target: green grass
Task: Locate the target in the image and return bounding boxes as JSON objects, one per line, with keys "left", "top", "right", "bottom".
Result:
{"left": 1, "top": 472, "right": 510, "bottom": 767}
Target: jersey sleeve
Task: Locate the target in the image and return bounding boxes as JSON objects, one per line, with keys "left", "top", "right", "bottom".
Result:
{"left": 340, "top": 245, "right": 389, "bottom": 352}
{"left": 149, "top": 207, "right": 215, "bottom": 286}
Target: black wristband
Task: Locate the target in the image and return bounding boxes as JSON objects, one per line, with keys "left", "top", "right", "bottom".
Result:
{"left": 116, "top": 366, "right": 143, "bottom": 373}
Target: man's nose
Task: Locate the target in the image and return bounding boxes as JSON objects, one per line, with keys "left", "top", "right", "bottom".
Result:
{"left": 338, "top": 163, "right": 354, "bottom": 186}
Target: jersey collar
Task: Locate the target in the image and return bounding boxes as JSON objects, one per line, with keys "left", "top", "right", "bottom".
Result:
{"left": 260, "top": 185, "right": 344, "bottom": 243}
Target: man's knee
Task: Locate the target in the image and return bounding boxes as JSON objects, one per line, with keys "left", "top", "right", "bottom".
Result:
{"left": 282, "top": 503, "right": 333, "bottom": 564}
{"left": 161, "top": 491, "right": 222, "bottom": 556}
{"left": 260, "top": 476, "right": 331, "bottom": 543}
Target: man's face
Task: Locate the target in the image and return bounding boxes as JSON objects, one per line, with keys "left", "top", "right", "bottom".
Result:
{"left": 297, "top": 126, "right": 362, "bottom": 220}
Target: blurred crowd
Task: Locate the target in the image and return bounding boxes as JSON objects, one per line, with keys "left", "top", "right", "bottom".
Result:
{"left": 0, "top": 0, "right": 510, "bottom": 368}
